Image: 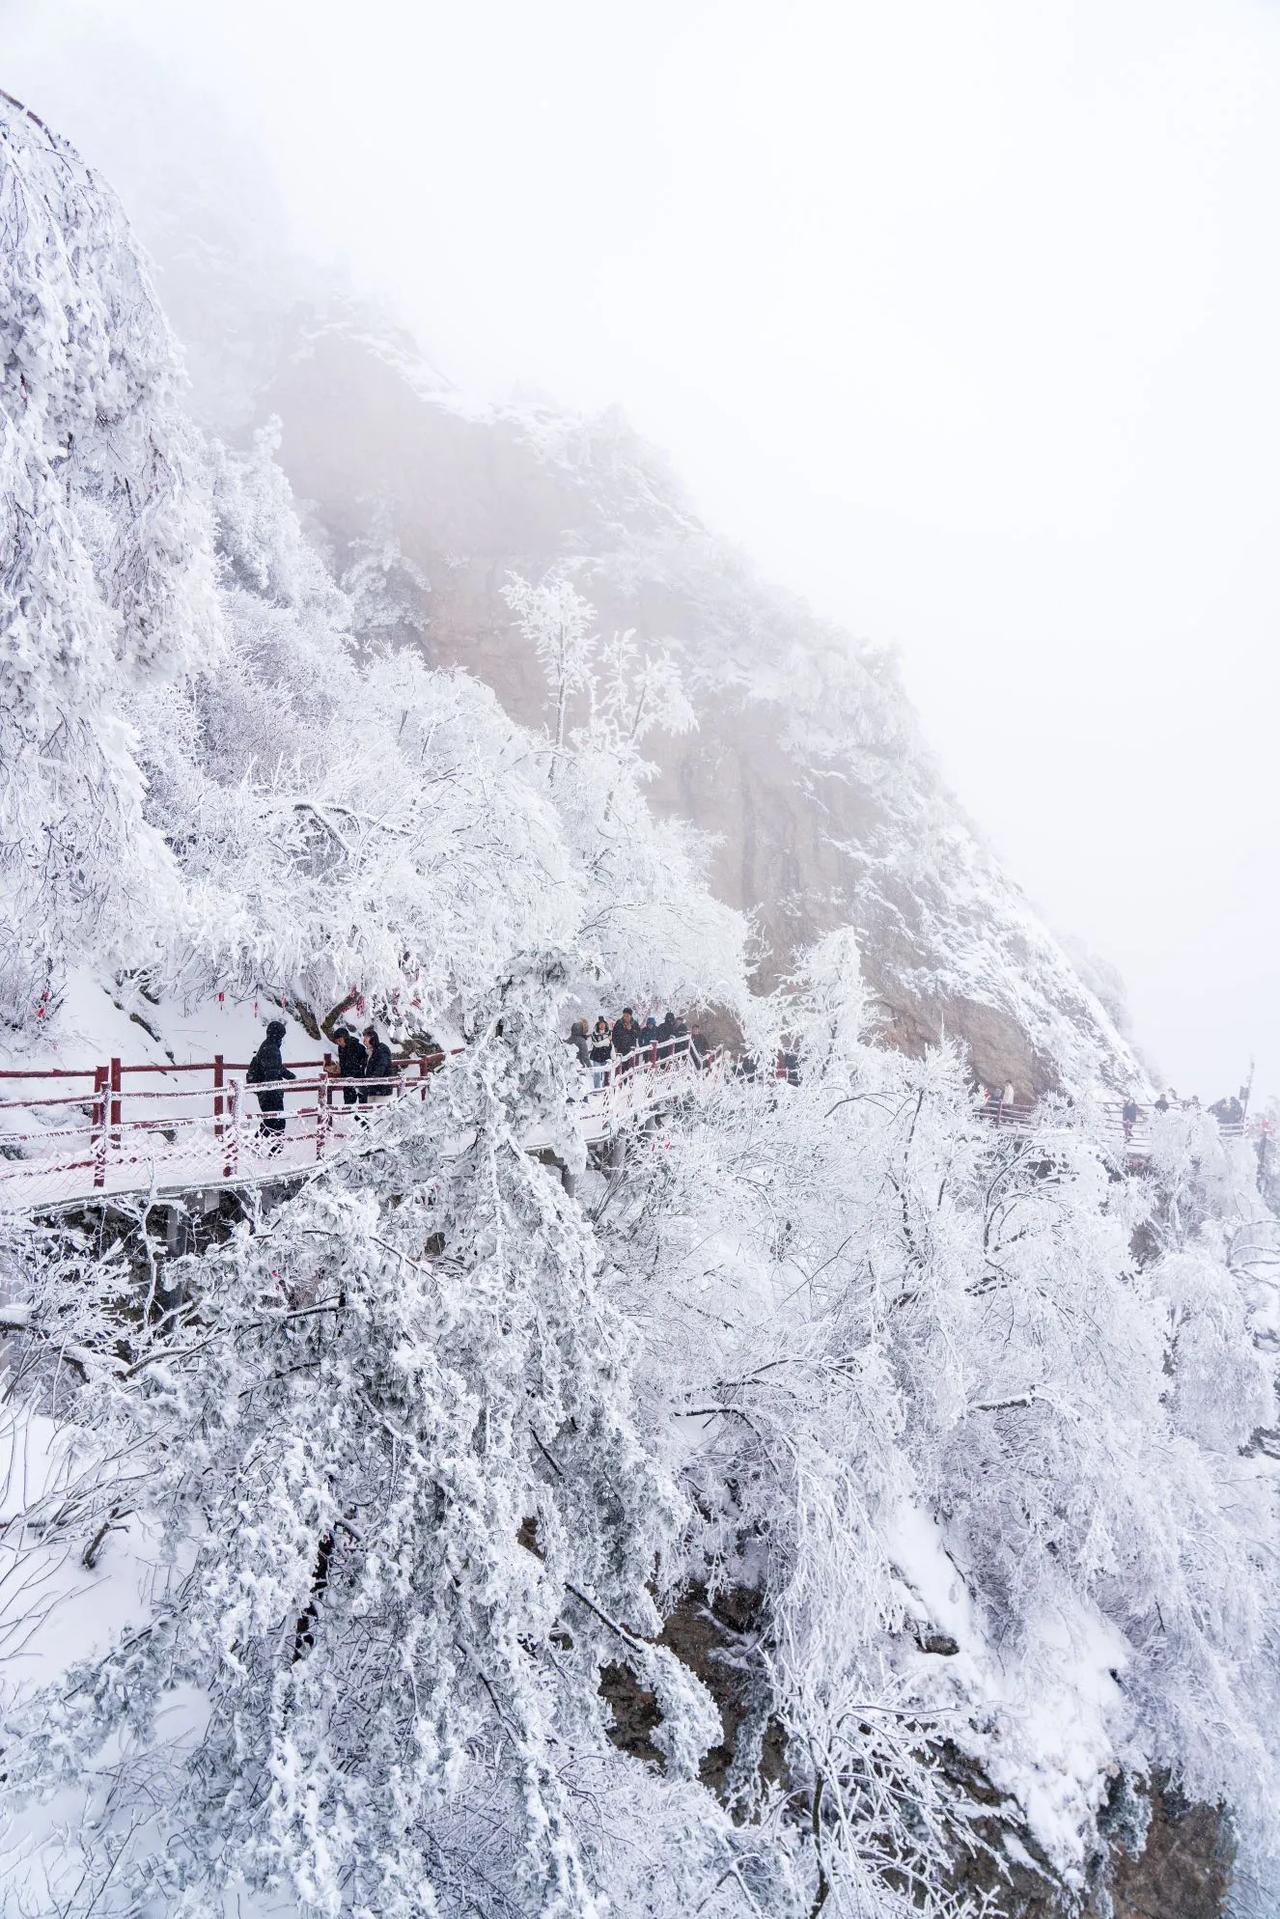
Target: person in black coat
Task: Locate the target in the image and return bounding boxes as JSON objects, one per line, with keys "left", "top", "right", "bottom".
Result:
{"left": 361, "top": 1026, "right": 396, "bottom": 1102}
{"left": 333, "top": 1025, "right": 366, "bottom": 1106}
{"left": 639, "top": 1014, "right": 659, "bottom": 1061}
{"left": 612, "top": 1007, "right": 640, "bottom": 1076}
{"left": 247, "top": 1019, "right": 294, "bottom": 1140}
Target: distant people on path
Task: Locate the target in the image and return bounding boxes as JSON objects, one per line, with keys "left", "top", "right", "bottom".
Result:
{"left": 1154, "top": 1092, "right": 1170, "bottom": 1114}
{"left": 1122, "top": 1096, "right": 1140, "bottom": 1141}
{"left": 566, "top": 1002, "right": 706, "bottom": 1088}
{"left": 589, "top": 1018, "right": 613, "bottom": 1088}
{"left": 247, "top": 1019, "right": 294, "bottom": 1145}
{"left": 361, "top": 1026, "right": 396, "bottom": 1103}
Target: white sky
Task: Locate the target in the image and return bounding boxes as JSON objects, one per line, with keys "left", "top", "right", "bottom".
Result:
{"left": 9, "top": 0, "right": 1278, "bottom": 1097}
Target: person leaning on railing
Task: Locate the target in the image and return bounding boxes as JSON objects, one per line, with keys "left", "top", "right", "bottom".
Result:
{"left": 329, "top": 1024, "right": 366, "bottom": 1106}
{"left": 360, "top": 1026, "right": 396, "bottom": 1103}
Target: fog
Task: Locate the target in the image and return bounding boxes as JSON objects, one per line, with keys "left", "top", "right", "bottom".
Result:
{"left": 9, "top": 0, "right": 1277, "bottom": 1098}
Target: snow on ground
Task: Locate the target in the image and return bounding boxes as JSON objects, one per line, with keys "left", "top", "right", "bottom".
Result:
{"left": 0, "top": 1405, "right": 300, "bottom": 1915}
{"left": 887, "top": 1497, "right": 1131, "bottom": 1883}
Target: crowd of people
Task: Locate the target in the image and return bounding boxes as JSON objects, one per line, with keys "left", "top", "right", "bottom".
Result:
{"left": 564, "top": 1007, "right": 700, "bottom": 1089}
{"left": 246, "top": 1018, "right": 397, "bottom": 1146}
{"left": 247, "top": 1010, "right": 1255, "bottom": 1160}
{"left": 1120, "top": 1087, "right": 1248, "bottom": 1140}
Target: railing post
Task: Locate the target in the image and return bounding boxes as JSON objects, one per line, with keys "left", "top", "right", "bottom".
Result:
{"left": 213, "top": 1053, "right": 225, "bottom": 1141}
{"left": 109, "top": 1057, "right": 122, "bottom": 1160}
{"left": 316, "top": 1074, "right": 331, "bottom": 1162}
{"left": 92, "top": 1065, "right": 107, "bottom": 1189}
{"left": 223, "top": 1081, "right": 240, "bottom": 1182}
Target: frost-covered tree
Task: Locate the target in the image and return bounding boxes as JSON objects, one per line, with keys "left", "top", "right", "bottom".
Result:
{"left": 0, "top": 91, "right": 218, "bottom": 1025}
{"left": 341, "top": 497, "right": 430, "bottom": 643}
{"left": 503, "top": 572, "right": 734, "bottom": 1015}
{"left": 2, "top": 960, "right": 745, "bottom": 1916}
{"left": 593, "top": 931, "right": 1280, "bottom": 1904}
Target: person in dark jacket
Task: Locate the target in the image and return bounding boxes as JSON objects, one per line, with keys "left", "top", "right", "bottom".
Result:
{"left": 640, "top": 1014, "right": 659, "bottom": 1061}
{"left": 333, "top": 1025, "right": 366, "bottom": 1106}
{"left": 589, "top": 1018, "right": 613, "bottom": 1089}
{"left": 565, "top": 1019, "right": 591, "bottom": 1068}
{"left": 612, "top": 1007, "right": 640, "bottom": 1076}
{"left": 247, "top": 1019, "right": 294, "bottom": 1142}
{"left": 1154, "top": 1092, "right": 1170, "bottom": 1115}
{"left": 656, "top": 1010, "right": 678, "bottom": 1063}
{"left": 361, "top": 1026, "right": 396, "bottom": 1102}
{"left": 1121, "top": 1097, "right": 1140, "bottom": 1141}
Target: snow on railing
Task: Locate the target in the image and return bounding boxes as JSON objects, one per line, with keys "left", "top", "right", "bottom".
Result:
{"left": 0, "top": 1039, "right": 1259, "bottom": 1217}
{"left": 0, "top": 1037, "right": 723, "bottom": 1215}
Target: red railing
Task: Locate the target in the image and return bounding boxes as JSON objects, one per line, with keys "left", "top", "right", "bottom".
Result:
{"left": 0, "top": 1043, "right": 1260, "bottom": 1215}
{"left": 0, "top": 1051, "right": 449, "bottom": 1207}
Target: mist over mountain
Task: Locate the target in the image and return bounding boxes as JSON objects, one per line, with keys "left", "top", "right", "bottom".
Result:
{"left": 36, "top": 51, "right": 1147, "bottom": 1100}
{"left": 1, "top": 60, "right": 1276, "bottom": 1919}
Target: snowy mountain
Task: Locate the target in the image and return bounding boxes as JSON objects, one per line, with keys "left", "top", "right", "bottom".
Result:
{"left": 7, "top": 45, "right": 1145, "bottom": 1098}
{"left": 234, "top": 314, "right": 1150, "bottom": 1099}
{"left": 1, "top": 86, "right": 1276, "bottom": 1919}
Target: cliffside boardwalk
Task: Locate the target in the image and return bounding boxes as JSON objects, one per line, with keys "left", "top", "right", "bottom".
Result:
{"left": 0, "top": 1036, "right": 728, "bottom": 1215}
{"left": 0, "top": 1042, "right": 1254, "bottom": 1218}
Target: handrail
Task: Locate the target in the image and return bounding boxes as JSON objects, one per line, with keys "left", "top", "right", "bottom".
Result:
{"left": 0, "top": 1032, "right": 1262, "bottom": 1217}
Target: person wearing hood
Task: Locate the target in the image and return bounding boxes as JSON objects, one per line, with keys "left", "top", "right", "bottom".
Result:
{"left": 640, "top": 1013, "right": 659, "bottom": 1061}
{"left": 565, "top": 1019, "right": 591, "bottom": 1069}
{"left": 332, "top": 1025, "right": 366, "bottom": 1106}
{"left": 247, "top": 1019, "right": 295, "bottom": 1142}
{"left": 360, "top": 1026, "right": 396, "bottom": 1102}
{"left": 589, "top": 1017, "right": 613, "bottom": 1089}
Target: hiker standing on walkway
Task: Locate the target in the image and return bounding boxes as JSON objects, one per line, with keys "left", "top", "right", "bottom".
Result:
{"left": 589, "top": 1018, "right": 613, "bottom": 1088}
{"left": 640, "top": 1013, "right": 659, "bottom": 1061}
{"left": 1122, "top": 1096, "right": 1140, "bottom": 1141}
{"left": 612, "top": 1007, "right": 641, "bottom": 1076}
{"left": 247, "top": 1019, "right": 294, "bottom": 1144}
{"left": 333, "top": 1024, "right": 366, "bottom": 1106}
{"left": 565, "top": 1019, "right": 591, "bottom": 1068}
{"left": 361, "top": 1026, "right": 396, "bottom": 1103}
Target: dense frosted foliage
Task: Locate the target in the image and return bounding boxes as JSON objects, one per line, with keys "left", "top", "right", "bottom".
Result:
{"left": 1, "top": 91, "right": 1277, "bottom": 1919}
{"left": 0, "top": 90, "right": 217, "bottom": 1025}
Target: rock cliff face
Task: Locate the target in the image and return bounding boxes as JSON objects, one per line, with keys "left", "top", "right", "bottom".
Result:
{"left": 257, "top": 318, "right": 1145, "bottom": 1096}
